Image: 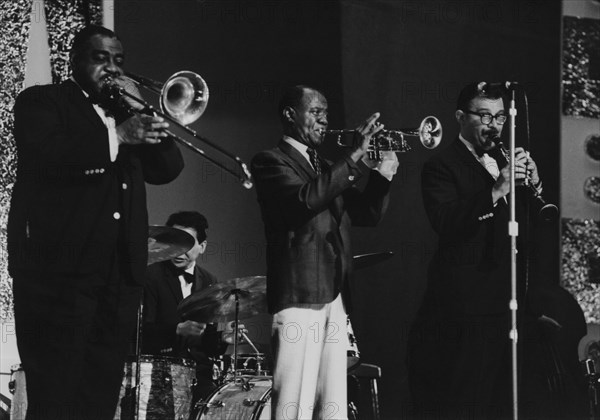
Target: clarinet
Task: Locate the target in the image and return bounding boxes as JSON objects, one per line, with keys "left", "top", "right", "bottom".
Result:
{"left": 495, "top": 140, "right": 558, "bottom": 219}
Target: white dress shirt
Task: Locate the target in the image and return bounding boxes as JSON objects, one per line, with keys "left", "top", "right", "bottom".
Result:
{"left": 179, "top": 266, "right": 195, "bottom": 299}
{"left": 71, "top": 77, "right": 119, "bottom": 162}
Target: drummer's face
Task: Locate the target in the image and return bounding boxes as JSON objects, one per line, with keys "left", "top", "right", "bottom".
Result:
{"left": 170, "top": 225, "right": 206, "bottom": 270}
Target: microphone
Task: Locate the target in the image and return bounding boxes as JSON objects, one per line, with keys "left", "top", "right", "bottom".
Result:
{"left": 477, "top": 81, "right": 519, "bottom": 93}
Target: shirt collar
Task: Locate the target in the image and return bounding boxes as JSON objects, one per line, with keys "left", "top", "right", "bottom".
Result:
{"left": 459, "top": 134, "right": 486, "bottom": 158}
{"left": 283, "top": 135, "right": 313, "bottom": 165}
{"left": 283, "top": 135, "right": 309, "bottom": 154}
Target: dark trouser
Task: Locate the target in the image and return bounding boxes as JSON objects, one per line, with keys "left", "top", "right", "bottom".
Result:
{"left": 408, "top": 311, "right": 513, "bottom": 420}
{"left": 13, "top": 267, "right": 142, "bottom": 420}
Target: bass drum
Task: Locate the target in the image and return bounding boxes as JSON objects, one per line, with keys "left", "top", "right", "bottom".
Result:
{"left": 195, "top": 377, "right": 271, "bottom": 420}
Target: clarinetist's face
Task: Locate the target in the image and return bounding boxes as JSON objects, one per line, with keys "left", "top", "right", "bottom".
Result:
{"left": 287, "top": 88, "right": 329, "bottom": 148}
{"left": 71, "top": 34, "right": 124, "bottom": 98}
{"left": 457, "top": 97, "right": 505, "bottom": 152}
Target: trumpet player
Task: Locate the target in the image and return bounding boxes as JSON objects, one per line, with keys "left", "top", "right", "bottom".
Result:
{"left": 408, "top": 82, "right": 545, "bottom": 419}
{"left": 251, "top": 85, "right": 398, "bottom": 420}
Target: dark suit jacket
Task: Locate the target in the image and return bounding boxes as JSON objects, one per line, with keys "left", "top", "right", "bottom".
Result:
{"left": 251, "top": 140, "right": 391, "bottom": 313}
{"left": 420, "top": 137, "right": 529, "bottom": 315}
{"left": 7, "top": 80, "right": 184, "bottom": 285}
{"left": 142, "top": 261, "right": 218, "bottom": 356}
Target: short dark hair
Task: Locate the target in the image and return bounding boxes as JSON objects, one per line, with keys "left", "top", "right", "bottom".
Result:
{"left": 456, "top": 82, "right": 505, "bottom": 111}
{"left": 166, "top": 211, "right": 209, "bottom": 243}
{"left": 70, "top": 25, "right": 119, "bottom": 61}
{"left": 278, "top": 85, "right": 320, "bottom": 124}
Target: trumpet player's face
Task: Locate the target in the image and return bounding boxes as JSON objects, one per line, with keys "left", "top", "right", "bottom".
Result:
{"left": 289, "top": 88, "right": 329, "bottom": 148}
{"left": 457, "top": 97, "right": 505, "bottom": 152}
{"left": 71, "top": 34, "right": 124, "bottom": 98}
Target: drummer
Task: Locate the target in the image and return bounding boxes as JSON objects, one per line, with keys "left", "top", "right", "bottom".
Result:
{"left": 142, "top": 210, "right": 234, "bottom": 398}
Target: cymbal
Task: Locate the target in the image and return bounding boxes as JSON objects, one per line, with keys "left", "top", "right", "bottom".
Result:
{"left": 353, "top": 251, "right": 394, "bottom": 270}
{"left": 178, "top": 276, "right": 267, "bottom": 323}
{"left": 147, "top": 225, "right": 195, "bottom": 266}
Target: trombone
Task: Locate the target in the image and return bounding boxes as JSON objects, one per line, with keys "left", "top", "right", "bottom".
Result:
{"left": 103, "top": 71, "right": 253, "bottom": 189}
{"left": 326, "top": 116, "right": 442, "bottom": 160}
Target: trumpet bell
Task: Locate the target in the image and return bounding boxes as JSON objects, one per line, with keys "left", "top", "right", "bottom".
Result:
{"left": 418, "top": 116, "right": 442, "bottom": 149}
{"left": 161, "top": 71, "right": 209, "bottom": 126}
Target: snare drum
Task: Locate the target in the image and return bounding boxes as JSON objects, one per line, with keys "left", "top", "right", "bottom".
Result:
{"left": 9, "top": 364, "right": 27, "bottom": 420}
{"left": 195, "top": 377, "right": 272, "bottom": 420}
{"left": 113, "top": 355, "right": 196, "bottom": 420}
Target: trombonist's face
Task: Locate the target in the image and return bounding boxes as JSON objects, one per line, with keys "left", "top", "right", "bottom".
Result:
{"left": 71, "top": 34, "right": 124, "bottom": 98}
{"left": 287, "top": 88, "right": 329, "bottom": 148}
{"left": 456, "top": 97, "right": 505, "bottom": 153}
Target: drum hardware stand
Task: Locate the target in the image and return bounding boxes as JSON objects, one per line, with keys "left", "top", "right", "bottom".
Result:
{"left": 240, "top": 331, "right": 266, "bottom": 375}
{"left": 131, "top": 295, "right": 144, "bottom": 420}
{"left": 224, "top": 288, "right": 247, "bottom": 381}
{"left": 220, "top": 288, "right": 265, "bottom": 380}
{"left": 584, "top": 359, "right": 600, "bottom": 420}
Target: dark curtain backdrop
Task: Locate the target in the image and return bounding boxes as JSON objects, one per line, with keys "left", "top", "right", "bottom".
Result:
{"left": 117, "top": 1, "right": 561, "bottom": 418}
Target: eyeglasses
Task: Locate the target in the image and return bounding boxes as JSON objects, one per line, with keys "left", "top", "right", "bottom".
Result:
{"left": 464, "top": 110, "right": 507, "bottom": 125}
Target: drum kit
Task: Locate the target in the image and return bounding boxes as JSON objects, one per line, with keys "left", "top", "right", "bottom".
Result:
{"left": 8, "top": 227, "right": 392, "bottom": 420}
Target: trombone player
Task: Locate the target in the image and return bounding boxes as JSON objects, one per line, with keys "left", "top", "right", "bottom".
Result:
{"left": 8, "top": 25, "right": 183, "bottom": 419}
{"left": 251, "top": 85, "right": 398, "bottom": 419}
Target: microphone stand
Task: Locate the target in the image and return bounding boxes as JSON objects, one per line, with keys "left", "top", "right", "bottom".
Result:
{"left": 507, "top": 86, "right": 519, "bottom": 420}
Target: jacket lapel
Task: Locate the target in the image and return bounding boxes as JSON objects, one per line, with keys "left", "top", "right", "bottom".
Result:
{"left": 453, "top": 138, "right": 498, "bottom": 184}
{"left": 278, "top": 141, "right": 344, "bottom": 223}
{"left": 192, "top": 266, "right": 211, "bottom": 293}
{"left": 453, "top": 138, "right": 508, "bottom": 213}
{"left": 278, "top": 140, "right": 317, "bottom": 181}
{"left": 165, "top": 263, "right": 184, "bottom": 302}
{"left": 63, "top": 80, "right": 108, "bottom": 131}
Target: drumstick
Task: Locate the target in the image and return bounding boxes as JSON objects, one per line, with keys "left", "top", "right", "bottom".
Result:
{"left": 240, "top": 331, "right": 260, "bottom": 355}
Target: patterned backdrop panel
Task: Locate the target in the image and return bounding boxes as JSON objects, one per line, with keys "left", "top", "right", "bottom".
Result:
{"left": 0, "top": 0, "right": 102, "bottom": 322}
{"left": 562, "top": 16, "right": 600, "bottom": 119}
{"left": 0, "top": 0, "right": 33, "bottom": 322}
{"left": 562, "top": 218, "right": 600, "bottom": 324}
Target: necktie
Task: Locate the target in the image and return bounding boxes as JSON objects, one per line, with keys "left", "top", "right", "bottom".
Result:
{"left": 307, "top": 148, "right": 321, "bottom": 175}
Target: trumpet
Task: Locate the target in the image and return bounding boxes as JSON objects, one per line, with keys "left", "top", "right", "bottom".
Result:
{"left": 495, "top": 140, "right": 558, "bottom": 218}
{"left": 325, "top": 116, "right": 442, "bottom": 160}
{"left": 102, "top": 71, "right": 253, "bottom": 189}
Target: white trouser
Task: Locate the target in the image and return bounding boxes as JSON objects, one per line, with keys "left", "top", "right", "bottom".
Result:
{"left": 271, "top": 294, "right": 348, "bottom": 420}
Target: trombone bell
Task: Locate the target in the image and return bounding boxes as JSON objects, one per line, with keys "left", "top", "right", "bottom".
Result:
{"left": 161, "top": 71, "right": 209, "bottom": 126}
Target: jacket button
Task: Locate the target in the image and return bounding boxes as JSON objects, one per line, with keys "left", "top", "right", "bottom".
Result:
{"left": 348, "top": 175, "right": 355, "bottom": 181}
{"left": 122, "top": 183, "right": 128, "bottom": 190}
{"left": 113, "top": 212, "right": 121, "bottom": 220}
